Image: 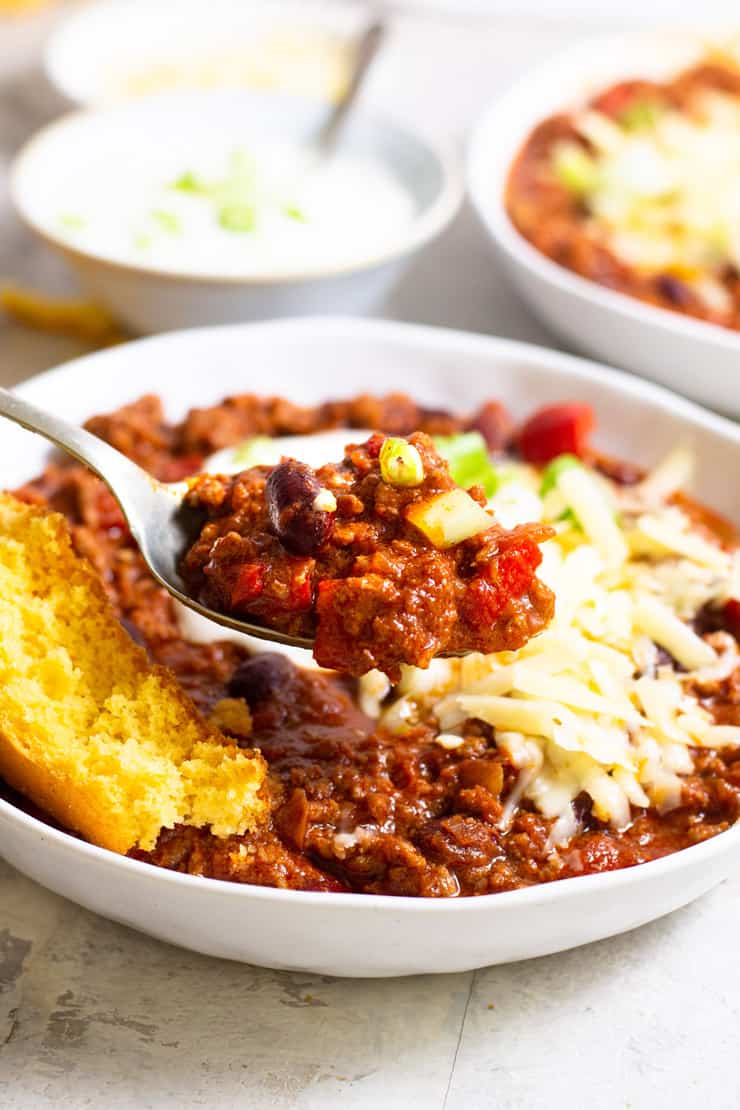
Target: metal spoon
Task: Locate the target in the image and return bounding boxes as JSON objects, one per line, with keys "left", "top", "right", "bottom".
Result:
{"left": 315, "top": 17, "right": 386, "bottom": 154}
{"left": 0, "top": 387, "right": 316, "bottom": 651}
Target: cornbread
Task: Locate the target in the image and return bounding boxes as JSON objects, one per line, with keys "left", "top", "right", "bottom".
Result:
{"left": 0, "top": 494, "right": 267, "bottom": 854}
{"left": 1, "top": 285, "right": 124, "bottom": 345}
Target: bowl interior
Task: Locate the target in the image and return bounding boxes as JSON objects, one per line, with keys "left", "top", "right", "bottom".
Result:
{"left": 3, "top": 317, "right": 738, "bottom": 515}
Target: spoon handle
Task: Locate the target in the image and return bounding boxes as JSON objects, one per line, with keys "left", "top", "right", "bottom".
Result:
{"left": 316, "top": 18, "right": 386, "bottom": 153}
{"left": 0, "top": 387, "right": 149, "bottom": 505}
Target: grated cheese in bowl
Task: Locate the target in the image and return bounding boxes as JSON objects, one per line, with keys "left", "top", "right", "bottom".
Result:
{"left": 359, "top": 447, "right": 739, "bottom": 844}
{"left": 552, "top": 83, "right": 740, "bottom": 313}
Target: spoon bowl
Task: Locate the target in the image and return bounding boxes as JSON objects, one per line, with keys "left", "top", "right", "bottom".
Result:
{"left": 0, "top": 387, "right": 317, "bottom": 650}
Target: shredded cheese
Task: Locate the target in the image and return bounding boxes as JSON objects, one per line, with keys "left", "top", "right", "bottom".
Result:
{"left": 359, "top": 449, "right": 738, "bottom": 838}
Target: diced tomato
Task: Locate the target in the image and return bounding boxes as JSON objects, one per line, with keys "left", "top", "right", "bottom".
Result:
{"left": 365, "top": 433, "right": 385, "bottom": 459}
{"left": 462, "top": 538, "right": 542, "bottom": 629}
{"left": 229, "top": 563, "right": 265, "bottom": 608}
{"left": 288, "top": 564, "right": 314, "bottom": 611}
{"left": 591, "top": 80, "right": 657, "bottom": 120}
{"left": 497, "top": 537, "right": 543, "bottom": 596}
{"left": 161, "top": 454, "right": 205, "bottom": 481}
{"left": 517, "top": 402, "right": 595, "bottom": 464}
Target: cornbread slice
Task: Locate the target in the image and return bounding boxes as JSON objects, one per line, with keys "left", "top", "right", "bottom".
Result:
{"left": 0, "top": 493, "right": 267, "bottom": 854}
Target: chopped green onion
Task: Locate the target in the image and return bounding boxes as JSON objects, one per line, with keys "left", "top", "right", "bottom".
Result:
{"left": 171, "top": 171, "right": 208, "bottom": 194}
{"left": 133, "top": 232, "right": 153, "bottom": 250}
{"left": 620, "top": 99, "right": 663, "bottom": 132}
{"left": 152, "top": 209, "right": 181, "bottom": 234}
{"left": 379, "top": 437, "right": 425, "bottom": 488}
{"left": 539, "top": 454, "right": 583, "bottom": 497}
{"left": 284, "top": 204, "right": 307, "bottom": 222}
{"left": 433, "top": 432, "right": 500, "bottom": 498}
{"left": 218, "top": 203, "right": 257, "bottom": 232}
{"left": 552, "top": 142, "right": 600, "bottom": 196}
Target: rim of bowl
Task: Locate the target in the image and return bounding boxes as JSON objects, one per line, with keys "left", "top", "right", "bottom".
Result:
{"left": 42, "top": 0, "right": 367, "bottom": 108}
{"left": 0, "top": 313, "right": 738, "bottom": 914}
{"left": 10, "top": 92, "right": 464, "bottom": 287}
{"left": 466, "top": 29, "right": 740, "bottom": 357}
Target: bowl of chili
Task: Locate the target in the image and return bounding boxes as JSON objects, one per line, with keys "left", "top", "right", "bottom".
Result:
{"left": 468, "top": 30, "right": 740, "bottom": 418}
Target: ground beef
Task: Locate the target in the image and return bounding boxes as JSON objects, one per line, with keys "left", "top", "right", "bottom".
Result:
{"left": 180, "top": 433, "right": 553, "bottom": 678}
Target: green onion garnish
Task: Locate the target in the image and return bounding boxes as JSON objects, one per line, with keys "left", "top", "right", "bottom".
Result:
{"left": 620, "top": 99, "right": 663, "bottom": 132}
{"left": 379, "top": 437, "right": 425, "bottom": 488}
{"left": 433, "top": 432, "right": 500, "bottom": 498}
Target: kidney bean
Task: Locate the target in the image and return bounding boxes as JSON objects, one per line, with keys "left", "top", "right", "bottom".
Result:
{"left": 227, "top": 653, "right": 297, "bottom": 706}
{"left": 656, "top": 274, "right": 694, "bottom": 308}
{"left": 468, "top": 401, "right": 511, "bottom": 452}
{"left": 265, "top": 460, "right": 335, "bottom": 556}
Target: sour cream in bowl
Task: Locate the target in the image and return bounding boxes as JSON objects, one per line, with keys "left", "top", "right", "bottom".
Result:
{"left": 10, "top": 92, "right": 461, "bottom": 332}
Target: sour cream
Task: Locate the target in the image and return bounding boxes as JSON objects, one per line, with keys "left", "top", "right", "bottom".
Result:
{"left": 52, "top": 142, "right": 416, "bottom": 277}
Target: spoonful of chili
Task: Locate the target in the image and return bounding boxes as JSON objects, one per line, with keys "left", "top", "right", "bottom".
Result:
{"left": 0, "top": 388, "right": 554, "bottom": 679}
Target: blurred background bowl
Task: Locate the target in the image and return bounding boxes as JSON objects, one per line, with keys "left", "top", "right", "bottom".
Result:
{"left": 467, "top": 30, "right": 740, "bottom": 419}
{"left": 10, "top": 91, "right": 462, "bottom": 334}
{"left": 43, "top": 0, "right": 364, "bottom": 107}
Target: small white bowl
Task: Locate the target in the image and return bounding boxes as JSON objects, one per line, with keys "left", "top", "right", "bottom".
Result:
{"left": 0, "top": 316, "right": 738, "bottom": 976}
{"left": 10, "top": 93, "right": 462, "bottom": 334}
{"left": 43, "top": 0, "right": 364, "bottom": 107}
{"left": 467, "top": 30, "right": 740, "bottom": 418}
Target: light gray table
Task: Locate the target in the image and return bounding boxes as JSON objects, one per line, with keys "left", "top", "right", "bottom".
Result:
{"left": 2, "top": 8, "right": 739, "bottom": 1109}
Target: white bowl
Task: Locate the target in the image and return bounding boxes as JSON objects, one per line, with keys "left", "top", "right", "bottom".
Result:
{"left": 1, "top": 317, "right": 738, "bottom": 976}
{"left": 467, "top": 30, "right": 740, "bottom": 418}
{"left": 10, "top": 94, "right": 461, "bottom": 334}
{"left": 43, "top": 0, "right": 365, "bottom": 108}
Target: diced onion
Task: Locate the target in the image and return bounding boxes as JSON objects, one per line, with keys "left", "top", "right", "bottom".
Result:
{"left": 406, "top": 488, "right": 492, "bottom": 548}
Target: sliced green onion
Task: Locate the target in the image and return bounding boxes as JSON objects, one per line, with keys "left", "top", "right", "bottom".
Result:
{"left": 218, "top": 203, "right": 257, "bottom": 232}
{"left": 552, "top": 142, "right": 600, "bottom": 196}
{"left": 379, "top": 437, "right": 425, "bottom": 488}
{"left": 407, "top": 489, "right": 491, "bottom": 548}
{"left": 284, "top": 204, "right": 307, "bottom": 222}
{"left": 539, "top": 454, "right": 583, "bottom": 497}
{"left": 433, "top": 432, "right": 500, "bottom": 498}
{"left": 171, "top": 171, "right": 208, "bottom": 194}
{"left": 620, "top": 99, "right": 663, "bottom": 132}
{"left": 152, "top": 209, "right": 181, "bottom": 234}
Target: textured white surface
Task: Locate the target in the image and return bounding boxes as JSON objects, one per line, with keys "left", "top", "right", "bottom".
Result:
{"left": 1, "top": 6, "right": 739, "bottom": 1108}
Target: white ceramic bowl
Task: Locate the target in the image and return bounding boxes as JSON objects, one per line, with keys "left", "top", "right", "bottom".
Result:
{"left": 43, "top": 0, "right": 365, "bottom": 107}
{"left": 10, "top": 94, "right": 461, "bottom": 334}
{"left": 1, "top": 317, "right": 739, "bottom": 976}
{"left": 467, "top": 30, "right": 740, "bottom": 418}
